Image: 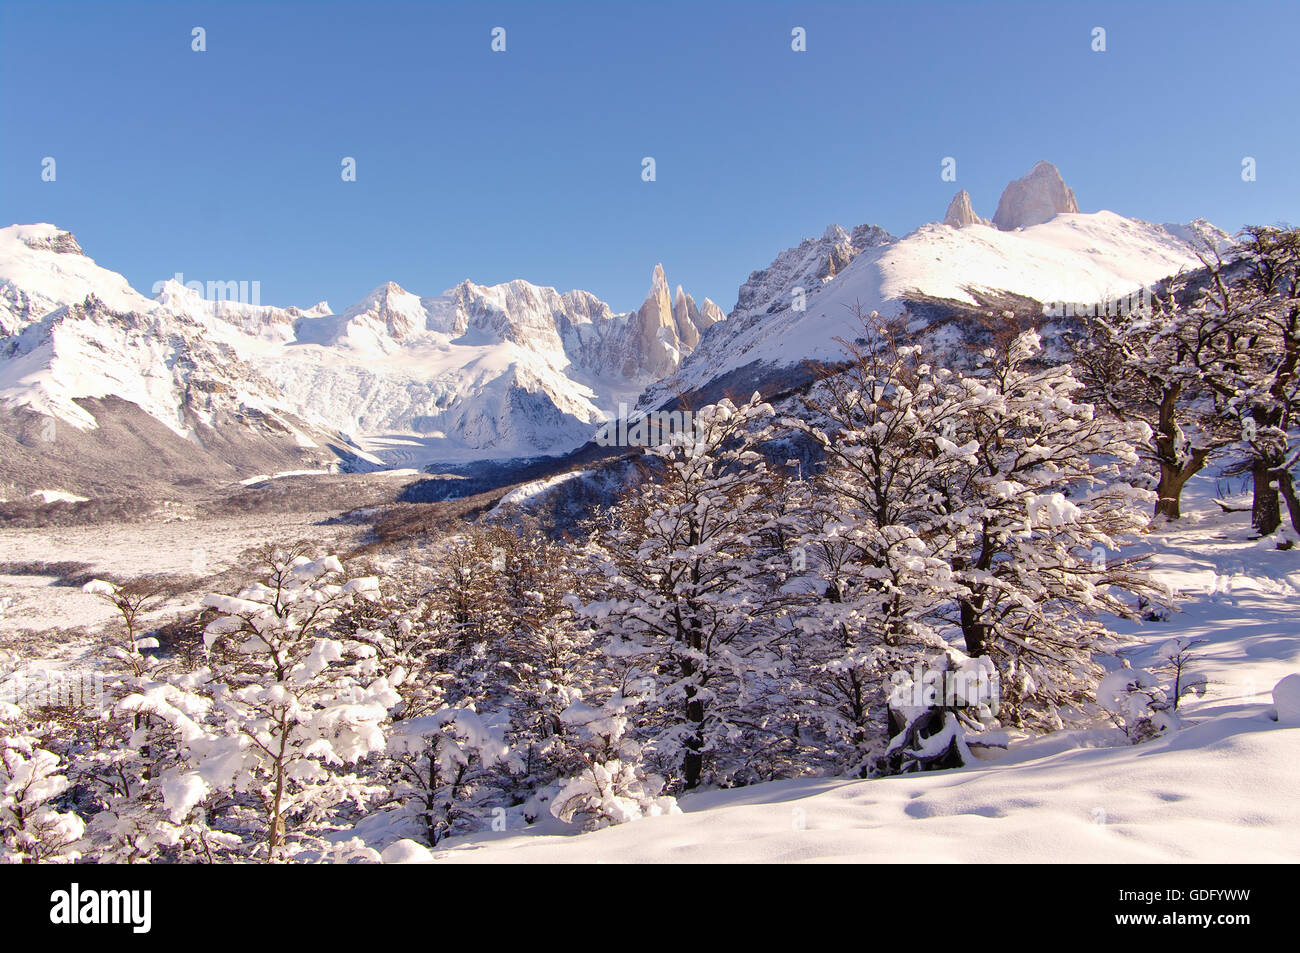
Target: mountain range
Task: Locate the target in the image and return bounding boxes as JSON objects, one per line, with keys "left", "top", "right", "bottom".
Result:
{"left": 0, "top": 162, "right": 1233, "bottom": 499}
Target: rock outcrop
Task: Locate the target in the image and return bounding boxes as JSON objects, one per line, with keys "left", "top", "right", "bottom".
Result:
{"left": 18, "top": 228, "right": 84, "bottom": 256}
{"left": 669, "top": 286, "right": 726, "bottom": 349}
{"left": 629, "top": 264, "right": 676, "bottom": 377}
{"left": 732, "top": 224, "right": 894, "bottom": 319}
{"left": 944, "top": 189, "right": 982, "bottom": 227}
{"left": 992, "top": 161, "right": 1079, "bottom": 230}
{"left": 672, "top": 285, "right": 701, "bottom": 348}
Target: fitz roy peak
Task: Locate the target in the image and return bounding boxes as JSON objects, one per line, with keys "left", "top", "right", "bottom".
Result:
{"left": 992, "top": 160, "right": 1081, "bottom": 230}
{"left": 639, "top": 161, "right": 1231, "bottom": 412}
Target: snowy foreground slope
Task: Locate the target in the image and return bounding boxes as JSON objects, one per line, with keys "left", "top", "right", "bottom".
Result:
{"left": 417, "top": 482, "right": 1299, "bottom": 864}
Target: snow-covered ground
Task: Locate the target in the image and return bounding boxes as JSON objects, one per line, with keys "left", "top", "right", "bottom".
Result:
{"left": 27, "top": 489, "right": 89, "bottom": 504}
{"left": 490, "top": 469, "right": 591, "bottom": 512}
{"left": 424, "top": 478, "right": 1300, "bottom": 863}
{"left": 4, "top": 472, "right": 1295, "bottom": 864}
{"left": 0, "top": 509, "right": 364, "bottom": 635}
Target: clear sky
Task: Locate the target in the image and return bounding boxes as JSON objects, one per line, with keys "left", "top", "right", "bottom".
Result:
{"left": 2, "top": 0, "right": 1296, "bottom": 315}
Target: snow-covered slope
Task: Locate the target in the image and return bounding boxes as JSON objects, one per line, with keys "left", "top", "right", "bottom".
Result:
{"left": 1, "top": 163, "right": 1236, "bottom": 479}
{"left": 641, "top": 164, "right": 1232, "bottom": 411}
{"left": 0, "top": 225, "right": 720, "bottom": 476}
{"left": 0, "top": 224, "right": 154, "bottom": 334}
{"left": 418, "top": 481, "right": 1300, "bottom": 863}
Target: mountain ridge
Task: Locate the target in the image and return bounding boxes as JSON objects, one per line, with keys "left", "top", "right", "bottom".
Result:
{"left": 0, "top": 224, "right": 720, "bottom": 482}
{"left": 0, "top": 163, "right": 1239, "bottom": 493}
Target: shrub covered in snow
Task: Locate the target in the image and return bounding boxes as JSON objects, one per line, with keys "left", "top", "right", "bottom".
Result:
{"left": 0, "top": 709, "right": 85, "bottom": 863}
{"left": 1097, "top": 638, "right": 1207, "bottom": 742}
{"left": 549, "top": 701, "right": 679, "bottom": 829}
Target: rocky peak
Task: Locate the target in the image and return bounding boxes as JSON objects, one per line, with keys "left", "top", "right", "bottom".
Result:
{"left": 284, "top": 301, "right": 332, "bottom": 318}
{"left": 733, "top": 223, "right": 894, "bottom": 319}
{"left": 992, "top": 161, "right": 1079, "bottom": 231}
{"left": 698, "top": 298, "right": 726, "bottom": 327}
{"left": 630, "top": 264, "right": 688, "bottom": 378}
{"left": 1160, "top": 218, "right": 1236, "bottom": 256}
{"left": 944, "top": 189, "right": 982, "bottom": 227}
{"left": 672, "top": 285, "right": 703, "bottom": 348}
{"left": 18, "top": 228, "right": 84, "bottom": 256}
{"left": 340, "top": 281, "right": 427, "bottom": 342}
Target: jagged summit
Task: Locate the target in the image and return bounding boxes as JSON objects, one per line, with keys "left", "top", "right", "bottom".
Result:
{"left": 644, "top": 206, "right": 1226, "bottom": 413}
{"left": 628, "top": 264, "right": 717, "bottom": 378}
{"left": 731, "top": 223, "right": 894, "bottom": 320}
{"left": 0, "top": 226, "right": 723, "bottom": 466}
{"left": 1, "top": 196, "right": 1234, "bottom": 484}
{"left": 944, "top": 189, "right": 983, "bottom": 227}
{"left": 336, "top": 281, "right": 429, "bottom": 344}
{"left": 992, "top": 160, "right": 1079, "bottom": 230}
{"left": 13, "top": 224, "right": 85, "bottom": 256}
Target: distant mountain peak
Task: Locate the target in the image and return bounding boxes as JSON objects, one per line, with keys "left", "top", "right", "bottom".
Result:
{"left": 944, "top": 189, "right": 983, "bottom": 227}
{"left": 13, "top": 224, "right": 85, "bottom": 256}
{"left": 992, "top": 161, "right": 1079, "bottom": 230}
{"left": 643, "top": 207, "right": 1227, "bottom": 414}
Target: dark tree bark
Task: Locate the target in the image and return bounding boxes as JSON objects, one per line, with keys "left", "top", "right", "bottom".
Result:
{"left": 959, "top": 596, "right": 988, "bottom": 658}
{"left": 683, "top": 694, "right": 705, "bottom": 790}
{"left": 1153, "top": 431, "right": 1211, "bottom": 520}
{"left": 1252, "top": 460, "right": 1282, "bottom": 535}
{"left": 1276, "top": 467, "right": 1300, "bottom": 538}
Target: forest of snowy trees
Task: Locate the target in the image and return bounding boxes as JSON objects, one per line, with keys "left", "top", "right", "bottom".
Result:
{"left": 2, "top": 226, "right": 1296, "bottom": 863}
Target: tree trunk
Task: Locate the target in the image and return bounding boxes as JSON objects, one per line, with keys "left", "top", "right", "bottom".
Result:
{"left": 1252, "top": 461, "right": 1282, "bottom": 535}
{"left": 1276, "top": 468, "right": 1300, "bottom": 538}
{"left": 678, "top": 642, "right": 706, "bottom": 790}
{"left": 1154, "top": 447, "right": 1210, "bottom": 520}
{"left": 683, "top": 695, "right": 704, "bottom": 790}
{"left": 1153, "top": 389, "right": 1186, "bottom": 520}
{"left": 679, "top": 590, "right": 707, "bottom": 790}
{"left": 959, "top": 596, "right": 987, "bottom": 658}
{"left": 267, "top": 714, "right": 289, "bottom": 864}
{"left": 1154, "top": 463, "right": 1185, "bottom": 520}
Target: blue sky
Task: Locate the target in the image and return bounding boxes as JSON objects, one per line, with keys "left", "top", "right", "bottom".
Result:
{"left": 2, "top": 0, "right": 1297, "bottom": 315}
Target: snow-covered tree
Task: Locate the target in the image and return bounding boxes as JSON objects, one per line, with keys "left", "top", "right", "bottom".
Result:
{"left": 1097, "top": 638, "right": 1206, "bottom": 743}
{"left": 484, "top": 523, "right": 596, "bottom": 795}
{"left": 385, "top": 706, "right": 511, "bottom": 845}
{"left": 1071, "top": 275, "right": 1240, "bottom": 519}
{"left": 783, "top": 320, "right": 969, "bottom": 773}
{"left": 878, "top": 649, "right": 1004, "bottom": 773}
{"left": 0, "top": 706, "right": 85, "bottom": 863}
{"left": 195, "top": 545, "right": 399, "bottom": 862}
{"left": 935, "top": 329, "right": 1158, "bottom": 728}
{"left": 81, "top": 676, "right": 230, "bottom": 863}
{"left": 1223, "top": 226, "right": 1300, "bottom": 537}
{"left": 549, "top": 698, "right": 678, "bottom": 829}
{"left": 790, "top": 317, "right": 1159, "bottom": 750}
{"left": 82, "top": 577, "right": 168, "bottom": 679}
{"left": 582, "top": 394, "right": 793, "bottom": 789}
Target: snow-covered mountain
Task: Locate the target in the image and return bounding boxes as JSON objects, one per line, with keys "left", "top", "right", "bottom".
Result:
{"left": 2, "top": 161, "right": 1237, "bottom": 494}
{"left": 0, "top": 224, "right": 721, "bottom": 490}
{"left": 639, "top": 162, "right": 1232, "bottom": 410}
